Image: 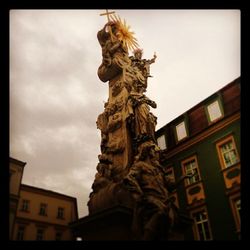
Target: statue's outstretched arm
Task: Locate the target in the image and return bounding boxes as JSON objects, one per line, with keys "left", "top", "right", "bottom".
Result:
{"left": 166, "top": 173, "right": 197, "bottom": 192}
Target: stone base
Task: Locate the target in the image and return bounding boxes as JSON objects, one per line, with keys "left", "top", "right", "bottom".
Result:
{"left": 168, "top": 213, "right": 194, "bottom": 240}
{"left": 70, "top": 206, "right": 193, "bottom": 241}
{"left": 70, "top": 205, "right": 134, "bottom": 240}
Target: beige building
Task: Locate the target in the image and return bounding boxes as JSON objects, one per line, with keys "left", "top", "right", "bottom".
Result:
{"left": 12, "top": 184, "right": 78, "bottom": 240}
{"left": 10, "top": 157, "right": 26, "bottom": 239}
{"left": 10, "top": 157, "right": 78, "bottom": 240}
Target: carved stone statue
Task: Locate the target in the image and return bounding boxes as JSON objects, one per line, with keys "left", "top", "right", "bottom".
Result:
{"left": 97, "top": 21, "right": 131, "bottom": 83}
{"left": 88, "top": 10, "right": 190, "bottom": 240}
{"left": 123, "top": 141, "right": 191, "bottom": 240}
{"left": 128, "top": 91, "right": 157, "bottom": 142}
{"left": 129, "top": 49, "right": 157, "bottom": 91}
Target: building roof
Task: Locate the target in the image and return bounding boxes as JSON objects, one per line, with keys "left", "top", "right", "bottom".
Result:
{"left": 156, "top": 77, "right": 240, "bottom": 152}
{"left": 10, "top": 157, "right": 27, "bottom": 167}
{"left": 20, "top": 184, "right": 77, "bottom": 202}
{"left": 20, "top": 184, "right": 79, "bottom": 219}
{"left": 157, "top": 77, "right": 240, "bottom": 134}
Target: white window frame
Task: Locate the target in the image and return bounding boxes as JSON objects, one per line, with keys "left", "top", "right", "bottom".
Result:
{"left": 182, "top": 155, "right": 200, "bottom": 186}
{"left": 216, "top": 135, "right": 240, "bottom": 169}
{"left": 219, "top": 141, "right": 239, "bottom": 168}
{"left": 207, "top": 100, "right": 223, "bottom": 122}
{"left": 176, "top": 121, "right": 187, "bottom": 141}
{"left": 157, "top": 134, "right": 166, "bottom": 150}
{"left": 21, "top": 199, "right": 30, "bottom": 212}
{"left": 193, "top": 210, "right": 212, "bottom": 240}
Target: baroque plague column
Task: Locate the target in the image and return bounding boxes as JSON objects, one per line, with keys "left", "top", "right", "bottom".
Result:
{"left": 81, "top": 11, "right": 192, "bottom": 240}
{"left": 88, "top": 11, "right": 157, "bottom": 214}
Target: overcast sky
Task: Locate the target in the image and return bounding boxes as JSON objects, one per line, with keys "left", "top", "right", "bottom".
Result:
{"left": 10, "top": 10, "right": 240, "bottom": 218}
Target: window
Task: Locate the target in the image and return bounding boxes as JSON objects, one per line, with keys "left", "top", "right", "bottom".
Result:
{"left": 216, "top": 135, "right": 240, "bottom": 169}
{"left": 235, "top": 199, "right": 241, "bottom": 224}
{"left": 57, "top": 207, "right": 64, "bottom": 219}
{"left": 55, "top": 231, "right": 62, "bottom": 241}
{"left": 229, "top": 194, "right": 241, "bottom": 232}
{"left": 207, "top": 100, "right": 223, "bottom": 122}
{"left": 21, "top": 199, "right": 30, "bottom": 212}
{"left": 176, "top": 121, "right": 187, "bottom": 141}
{"left": 157, "top": 135, "right": 166, "bottom": 149}
{"left": 219, "top": 141, "right": 239, "bottom": 168}
{"left": 16, "top": 226, "right": 25, "bottom": 240}
{"left": 182, "top": 156, "right": 200, "bottom": 185}
{"left": 39, "top": 203, "right": 47, "bottom": 216}
{"left": 192, "top": 210, "right": 212, "bottom": 240}
{"left": 36, "top": 229, "right": 44, "bottom": 240}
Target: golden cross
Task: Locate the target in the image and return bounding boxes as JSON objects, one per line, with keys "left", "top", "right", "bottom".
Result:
{"left": 100, "top": 9, "right": 116, "bottom": 42}
{"left": 100, "top": 9, "right": 115, "bottom": 22}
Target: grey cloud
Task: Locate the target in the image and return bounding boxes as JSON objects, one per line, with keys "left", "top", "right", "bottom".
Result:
{"left": 27, "top": 171, "right": 93, "bottom": 217}
{"left": 10, "top": 10, "right": 240, "bottom": 218}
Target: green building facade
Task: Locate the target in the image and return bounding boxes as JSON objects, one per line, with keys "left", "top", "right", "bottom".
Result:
{"left": 156, "top": 77, "right": 240, "bottom": 240}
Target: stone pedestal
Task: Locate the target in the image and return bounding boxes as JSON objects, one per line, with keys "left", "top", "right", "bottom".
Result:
{"left": 73, "top": 16, "right": 193, "bottom": 241}
{"left": 70, "top": 206, "right": 133, "bottom": 240}
{"left": 70, "top": 206, "right": 193, "bottom": 241}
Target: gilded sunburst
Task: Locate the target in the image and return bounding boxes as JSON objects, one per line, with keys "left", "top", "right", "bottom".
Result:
{"left": 110, "top": 14, "right": 140, "bottom": 52}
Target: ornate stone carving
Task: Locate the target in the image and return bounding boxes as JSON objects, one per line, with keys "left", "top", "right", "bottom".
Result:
{"left": 112, "top": 80, "right": 123, "bottom": 97}
{"left": 107, "top": 112, "right": 122, "bottom": 132}
{"left": 88, "top": 11, "right": 192, "bottom": 240}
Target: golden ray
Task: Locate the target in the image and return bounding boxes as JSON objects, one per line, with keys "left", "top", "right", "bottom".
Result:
{"left": 109, "top": 13, "right": 139, "bottom": 52}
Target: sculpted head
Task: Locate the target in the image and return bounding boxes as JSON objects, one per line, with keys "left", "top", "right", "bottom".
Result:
{"left": 133, "top": 48, "right": 143, "bottom": 59}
